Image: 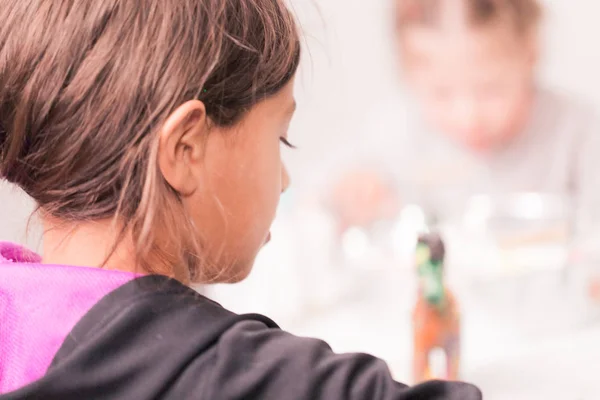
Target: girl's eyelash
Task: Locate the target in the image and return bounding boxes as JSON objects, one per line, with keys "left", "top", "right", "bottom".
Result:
{"left": 280, "top": 137, "right": 296, "bottom": 149}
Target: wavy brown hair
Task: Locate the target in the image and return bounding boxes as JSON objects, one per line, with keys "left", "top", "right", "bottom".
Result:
{"left": 396, "top": 0, "right": 542, "bottom": 34}
{"left": 0, "top": 0, "right": 301, "bottom": 281}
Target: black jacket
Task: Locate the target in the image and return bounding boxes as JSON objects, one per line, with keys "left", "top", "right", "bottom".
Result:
{"left": 1, "top": 275, "right": 482, "bottom": 399}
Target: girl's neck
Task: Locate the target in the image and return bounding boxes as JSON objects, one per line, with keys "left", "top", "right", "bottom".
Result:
{"left": 42, "top": 217, "right": 138, "bottom": 273}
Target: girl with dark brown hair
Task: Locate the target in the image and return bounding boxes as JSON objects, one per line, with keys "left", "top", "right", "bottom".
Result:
{"left": 0, "top": 1, "right": 480, "bottom": 398}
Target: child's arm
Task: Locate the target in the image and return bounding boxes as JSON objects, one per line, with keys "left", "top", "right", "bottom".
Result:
{"left": 205, "top": 319, "right": 482, "bottom": 400}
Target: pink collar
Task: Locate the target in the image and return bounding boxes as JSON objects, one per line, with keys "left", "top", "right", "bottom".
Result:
{"left": 0, "top": 242, "right": 136, "bottom": 394}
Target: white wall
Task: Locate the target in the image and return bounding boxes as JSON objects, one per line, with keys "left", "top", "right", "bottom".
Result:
{"left": 541, "top": 1, "right": 600, "bottom": 104}
{"left": 0, "top": 181, "right": 39, "bottom": 248}
{"left": 287, "top": 0, "right": 400, "bottom": 188}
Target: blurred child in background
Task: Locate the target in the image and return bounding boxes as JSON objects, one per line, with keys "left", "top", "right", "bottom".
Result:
{"left": 331, "top": 0, "right": 600, "bottom": 235}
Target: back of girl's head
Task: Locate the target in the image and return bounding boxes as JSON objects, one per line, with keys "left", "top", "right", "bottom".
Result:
{"left": 396, "top": 0, "right": 542, "bottom": 34}
{"left": 0, "top": 0, "right": 300, "bottom": 279}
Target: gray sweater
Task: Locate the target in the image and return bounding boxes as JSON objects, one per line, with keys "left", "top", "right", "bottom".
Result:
{"left": 325, "top": 87, "right": 600, "bottom": 234}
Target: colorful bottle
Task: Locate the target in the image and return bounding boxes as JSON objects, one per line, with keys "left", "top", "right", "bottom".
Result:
{"left": 412, "top": 233, "right": 461, "bottom": 383}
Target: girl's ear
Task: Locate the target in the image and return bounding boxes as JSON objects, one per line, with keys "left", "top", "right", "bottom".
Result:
{"left": 158, "top": 100, "right": 208, "bottom": 197}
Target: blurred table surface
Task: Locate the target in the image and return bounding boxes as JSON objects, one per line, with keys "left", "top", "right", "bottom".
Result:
{"left": 282, "top": 264, "right": 600, "bottom": 400}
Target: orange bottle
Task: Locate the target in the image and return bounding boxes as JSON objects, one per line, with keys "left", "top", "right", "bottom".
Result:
{"left": 412, "top": 233, "right": 460, "bottom": 383}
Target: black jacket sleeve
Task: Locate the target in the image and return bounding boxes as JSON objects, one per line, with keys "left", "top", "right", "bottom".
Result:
{"left": 0, "top": 276, "right": 481, "bottom": 400}
{"left": 205, "top": 320, "right": 481, "bottom": 400}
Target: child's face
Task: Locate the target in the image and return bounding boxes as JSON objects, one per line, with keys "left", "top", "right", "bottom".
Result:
{"left": 186, "top": 80, "right": 296, "bottom": 282}
{"left": 401, "top": 25, "right": 536, "bottom": 150}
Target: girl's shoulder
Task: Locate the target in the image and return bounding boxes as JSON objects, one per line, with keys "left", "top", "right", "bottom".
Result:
{"left": 5, "top": 275, "right": 276, "bottom": 399}
{"left": 6, "top": 274, "right": 482, "bottom": 400}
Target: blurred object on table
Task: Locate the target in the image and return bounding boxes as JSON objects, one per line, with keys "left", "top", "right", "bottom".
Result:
{"left": 446, "top": 192, "right": 572, "bottom": 278}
